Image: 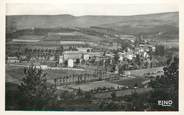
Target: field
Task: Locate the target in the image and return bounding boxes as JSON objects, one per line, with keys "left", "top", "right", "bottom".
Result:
{"left": 6, "top": 64, "right": 96, "bottom": 84}
{"left": 94, "top": 88, "right": 152, "bottom": 99}
{"left": 68, "top": 80, "right": 124, "bottom": 91}
{"left": 114, "top": 67, "right": 164, "bottom": 88}
{"left": 125, "top": 67, "right": 163, "bottom": 77}
{"left": 6, "top": 65, "right": 24, "bottom": 84}
{"left": 113, "top": 77, "right": 146, "bottom": 88}
{"left": 6, "top": 64, "right": 162, "bottom": 88}
{"left": 154, "top": 40, "right": 179, "bottom": 48}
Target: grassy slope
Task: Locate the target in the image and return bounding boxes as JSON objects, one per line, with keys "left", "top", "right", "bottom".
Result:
{"left": 7, "top": 12, "right": 178, "bottom": 35}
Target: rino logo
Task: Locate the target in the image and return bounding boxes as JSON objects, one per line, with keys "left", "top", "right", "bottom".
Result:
{"left": 158, "top": 100, "right": 173, "bottom": 107}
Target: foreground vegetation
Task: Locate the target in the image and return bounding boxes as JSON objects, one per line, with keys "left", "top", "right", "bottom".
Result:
{"left": 6, "top": 56, "right": 178, "bottom": 111}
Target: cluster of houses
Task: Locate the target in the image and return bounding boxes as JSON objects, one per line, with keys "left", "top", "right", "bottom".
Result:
{"left": 119, "top": 44, "right": 156, "bottom": 61}
{"left": 59, "top": 47, "right": 105, "bottom": 67}
{"left": 6, "top": 31, "right": 156, "bottom": 72}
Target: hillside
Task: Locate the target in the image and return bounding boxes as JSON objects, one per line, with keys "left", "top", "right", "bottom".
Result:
{"left": 99, "top": 12, "right": 178, "bottom": 35}
{"left": 6, "top": 12, "right": 178, "bottom": 29}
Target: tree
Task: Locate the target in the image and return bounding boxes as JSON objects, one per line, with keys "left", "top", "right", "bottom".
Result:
{"left": 121, "top": 56, "right": 179, "bottom": 111}
{"left": 111, "top": 91, "right": 117, "bottom": 100}
{"left": 122, "top": 91, "right": 151, "bottom": 111}
{"left": 76, "top": 87, "right": 83, "bottom": 96}
{"left": 135, "top": 54, "right": 141, "bottom": 69}
{"left": 149, "top": 56, "right": 178, "bottom": 110}
{"left": 155, "top": 45, "right": 165, "bottom": 56}
{"left": 113, "top": 51, "right": 119, "bottom": 64}
{"left": 120, "top": 39, "right": 132, "bottom": 50}
{"left": 18, "top": 65, "right": 57, "bottom": 110}
{"left": 134, "top": 83, "right": 138, "bottom": 88}
{"left": 84, "top": 92, "right": 92, "bottom": 100}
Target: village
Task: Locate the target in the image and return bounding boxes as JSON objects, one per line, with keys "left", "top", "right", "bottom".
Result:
{"left": 6, "top": 30, "right": 166, "bottom": 98}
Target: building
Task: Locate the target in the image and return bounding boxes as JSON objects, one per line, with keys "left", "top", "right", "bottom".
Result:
{"left": 68, "top": 59, "right": 74, "bottom": 68}
{"left": 76, "top": 47, "right": 92, "bottom": 53}
{"left": 7, "top": 57, "right": 20, "bottom": 63}
{"left": 63, "top": 51, "right": 83, "bottom": 61}
{"left": 59, "top": 51, "right": 83, "bottom": 67}
{"left": 35, "top": 65, "right": 48, "bottom": 70}
{"left": 59, "top": 55, "right": 64, "bottom": 64}
{"left": 83, "top": 54, "right": 90, "bottom": 61}
{"left": 87, "top": 52, "right": 103, "bottom": 57}
{"left": 143, "top": 52, "right": 149, "bottom": 58}
{"left": 25, "top": 45, "right": 61, "bottom": 64}
{"left": 123, "top": 71, "right": 131, "bottom": 77}
{"left": 124, "top": 51, "right": 136, "bottom": 60}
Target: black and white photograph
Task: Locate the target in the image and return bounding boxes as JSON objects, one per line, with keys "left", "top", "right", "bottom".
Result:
{"left": 4, "top": 0, "right": 180, "bottom": 112}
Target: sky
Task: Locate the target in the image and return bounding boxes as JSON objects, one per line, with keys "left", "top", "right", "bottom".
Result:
{"left": 6, "top": 3, "right": 178, "bottom": 16}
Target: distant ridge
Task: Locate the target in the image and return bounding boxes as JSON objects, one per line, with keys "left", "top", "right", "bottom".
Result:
{"left": 6, "top": 12, "right": 178, "bottom": 36}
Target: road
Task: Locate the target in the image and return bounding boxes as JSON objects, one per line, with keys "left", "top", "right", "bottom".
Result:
{"left": 125, "top": 67, "right": 164, "bottom": 77}
{"left": 7, "top": 63, "right": 85, "bottom": 71}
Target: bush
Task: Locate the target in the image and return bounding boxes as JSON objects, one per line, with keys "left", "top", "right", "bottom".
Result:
{"left": 18, "top": 65, "right": 57, "bottom": 110}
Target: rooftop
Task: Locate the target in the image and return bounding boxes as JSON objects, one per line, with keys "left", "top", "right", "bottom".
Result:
{"left": 63, "top": 51, "right": 83, "bottom": 54}
{"left": 8, "top": 57, "right": 18, "bottom": 60}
